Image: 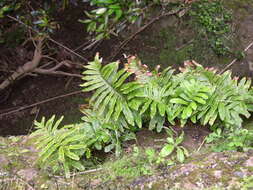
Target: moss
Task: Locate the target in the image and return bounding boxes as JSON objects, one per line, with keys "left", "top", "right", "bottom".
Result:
{"left": 139, "top": 28, "right": 193, "bottom": 69}
{"left": 3, "top": 27, "right": 25, "bottom": 48}
{"left": 138, "top": 0, "right": 242, "bottom": 71}
{"left": 224, "top": 0, "right": 253, "bottom": 19}
{"left": 225, "top": 0, "right": 253, "bottom": 10}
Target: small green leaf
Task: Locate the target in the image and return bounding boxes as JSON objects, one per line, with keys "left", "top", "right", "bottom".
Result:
{"left": 166, "top": 137, "right": 174, "bottom": 144}
{"left": 218, "top": 103, "right": 226, "bottom": 121}
{"left": 193, "top": 97, "right": 206, "bottom": 104}
{"left": 69, "top": 160, "right": 85, "bottom": 171}
{"left": 58, "top": 147, "right": 65, "bottom": 162}
{"left": 160, "top": 144, "right": 175, "bottom": 157}
{"left": 177, "top": 148, "right": 185, "bottom": 163}
{"left": 65, "top": 149, "right": 80, "bottom": 160}
{"left": 63, "top": 162, "right": 70, "bottom": 178}
{"left": 182, "top": 105, "right": 192, "bottom": 119}
{"left": 150, "top": 101, "right": 157, "bottom": 118}
{"left": 170, "top": 98, "right": 188, "bottom": 105}
{"left": 94, "top": 8, "right": 107, "bottom": 15}
{"left": 197, "top": 93, "right": 209, "bottom": 100}
{"left": 175, "top": 132, "right": 184, "bottom": 145}
{"left": 104, "top": 144, "right": 114, "bottom": 153}
{"left": 190, "top": 102, "right": 197, "bottom": 110}
{"left": 188, "top": 106, "right": 195, "bottom": 118}
{"left": 140, "top": 99, "right": 152, "bottom": 114}
{"left": 158, "top": 103, "right": 166, "bottom": 116}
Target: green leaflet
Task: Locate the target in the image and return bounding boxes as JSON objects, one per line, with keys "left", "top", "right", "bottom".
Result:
{"left": 190, "top": 114, "right": 197, "bottom": 123}
{"left": 170, "top": 98, "right": 188, "bottom": 105}
{"left": 197, "top": 93, "right": 209, "bottom": 100}
{"left": 140, "top": 99, "right": 152, "bottom": 114}
{"left": 160, "top": 144, "right": 174, "bottom": 157}
{"left": 193, "top": 97, "right": 206, "bottom": 104}
{"left": 68, "top": 160, "right": 85, "bottom": 171}
{"left": 150, "top": 101, "right": 157, "bottom": 118}
{"left": 158, "top": 102, "right": 166, "bottom": 116}
{"left": 182, "top": 105, "right": 192, "bottom": 119}
{"left": 176, "top": 148, "right": 185, "bottom": 163}
{"left": 128, "top": 98, "right": 144, "bottom": 111}
{"left": 122, "top": 104, "right": 135, "bottom": 126}
{"left": 175, "top": 132, "right": 184, "bottom": 145}
{"left": 58, "top": 146, "right": 65, "bottom": 162}
{"left": 218, "top": 103, "right": 226, "bottom": 121}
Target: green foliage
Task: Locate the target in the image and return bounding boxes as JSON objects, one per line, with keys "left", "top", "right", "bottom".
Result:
{"left": 103, "top": 146, "right": 154, "bottom": 180}
{"left": 80, "top": 109, "right": 136, "bottom": 157}
{"left": 31, "top": 111, "right": 136, "bottom": 177}
{"left": 178, "top": 63, "right": 252, "bottom": 128}
{"left": 241, "top": 176, "right": 253, "bottom": 190}
{"left": 205, "top": 128, "right": 253, "bottom": 152}
{"left": 190, "top": 0, "right": 232, "bottom": 56}
{"left": 31, "top": 115, "right": 89, "bottom": 178}
{"left": 31, "top": 9, "right": 58, "bottom": 33}
{"left": 80, "top": 0, "right": 160, "bottom": 40}
{"left": 80, "top": 0, "right": 141, "bottom": 39}
{"left": 169, "top": 78, "right": 212, "bottom": 126}
{"left": 159, "top": 131, "right": 189, "bottom": 163}
{"left": 81, "top": 53, "right": 141, "bottom": 128}
{"left": 103, "top": 145, "right": 176, "bottom": 181}
{"left": 0, "top": 0, "right": 21, "bottom": 18}
{"left": 33, "top": 55, "right": 253, "bottom": 178}
{"left": 128, "top": 61, "right": 175, "bottom": 132}
{"left": 82, "top": 55, "right": 253, "bottom": 130}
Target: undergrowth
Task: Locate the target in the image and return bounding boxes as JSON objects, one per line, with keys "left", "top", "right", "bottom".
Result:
{"left": 190, "top": 0, "right": 232, "bottom": 56}
{"left": 31, "top": 54, "right": 253, "bottom": 178}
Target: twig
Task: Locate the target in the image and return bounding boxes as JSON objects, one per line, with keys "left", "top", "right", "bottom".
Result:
{"left": 0, "top": 38, "right": 43, "bottom": 90}
{"left": 54, "top": 168, "right": 102, "bottom": 178}
{"left": 28, "top": 107, "right": 40, "bottom": 134}
{"left": 176, "top": 39, "right": 194, "bottom": 51}
{"left": 2, "top": 175, "right": 36, "bottom": 190}
{"left": 196, "top": 138, "right": 206, "bottom": 152}
{"left": 110, "top": 8, "right": 183, "bottom": 61}
{"left": 6, "top": 15, "right": 89, "bottom": 62}
{"left": 82, "top": 39, "right": 102, "bottom": 51}
{"left": 219, "top": 40, "right": 253, "bottom": 74}
{"left": 73, "top": 41, "right": 91, "bottom": 51}
{"left": 42, "top": 55, "right": 60, "bottom": 64}
{"left": 0, "top": 90, "right": 82, "bottom": 118}
{"left": 34, "top": 69, "right": 83, "bottom": 78}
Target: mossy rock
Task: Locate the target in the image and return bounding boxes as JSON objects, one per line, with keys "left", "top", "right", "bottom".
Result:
{"left": 1, "top": 135, "right": 253, "bottom": 189}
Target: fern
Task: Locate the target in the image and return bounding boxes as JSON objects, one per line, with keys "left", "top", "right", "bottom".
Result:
{"left": 81, "top": 53, "right": 141, "bottom": 127}
{"left": 169, "top": 79, "right": 212, "bottom": 126}
{"left": 179, "top": 63, "right": 252, "bottom": 128}
{"left": 200, "top": 71, "right": 251, "bottom": 127}
{"left": 32, "top": 56, "right": 253, "bottom": 178}
{"left": 80, "top": 109, "right": 136, "bottom": 157}
{"left": 125, "top": 56, "right": 175, "bottom": 132}
{"left": 31, "top": 115, "right": 89, "bottom": 178}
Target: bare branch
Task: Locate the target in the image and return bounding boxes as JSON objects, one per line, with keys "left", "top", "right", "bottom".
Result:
{"left": 0, "top": 38, "right": 44, "bottom": 90}
{"left": 219, "top": 40, "right": 253, "bottom": 74}
{"left": 34, "top": 68, "right": 82, "bottom": 78}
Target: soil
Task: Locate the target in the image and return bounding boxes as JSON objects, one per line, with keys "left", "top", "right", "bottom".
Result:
{"left": 1, "top": 0, "right": 253, "bottom": 137}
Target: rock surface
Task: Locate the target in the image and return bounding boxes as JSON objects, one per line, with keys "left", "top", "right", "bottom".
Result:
{"left": 0, "top": 136, "right": 253, "bottom": 189}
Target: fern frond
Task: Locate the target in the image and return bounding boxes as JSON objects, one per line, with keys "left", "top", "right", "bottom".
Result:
{"left": 31, "top": 116, "right": 88, "bottom": 178}
{"left": 81, "top": 54, "right": 141, "bottom": 126}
